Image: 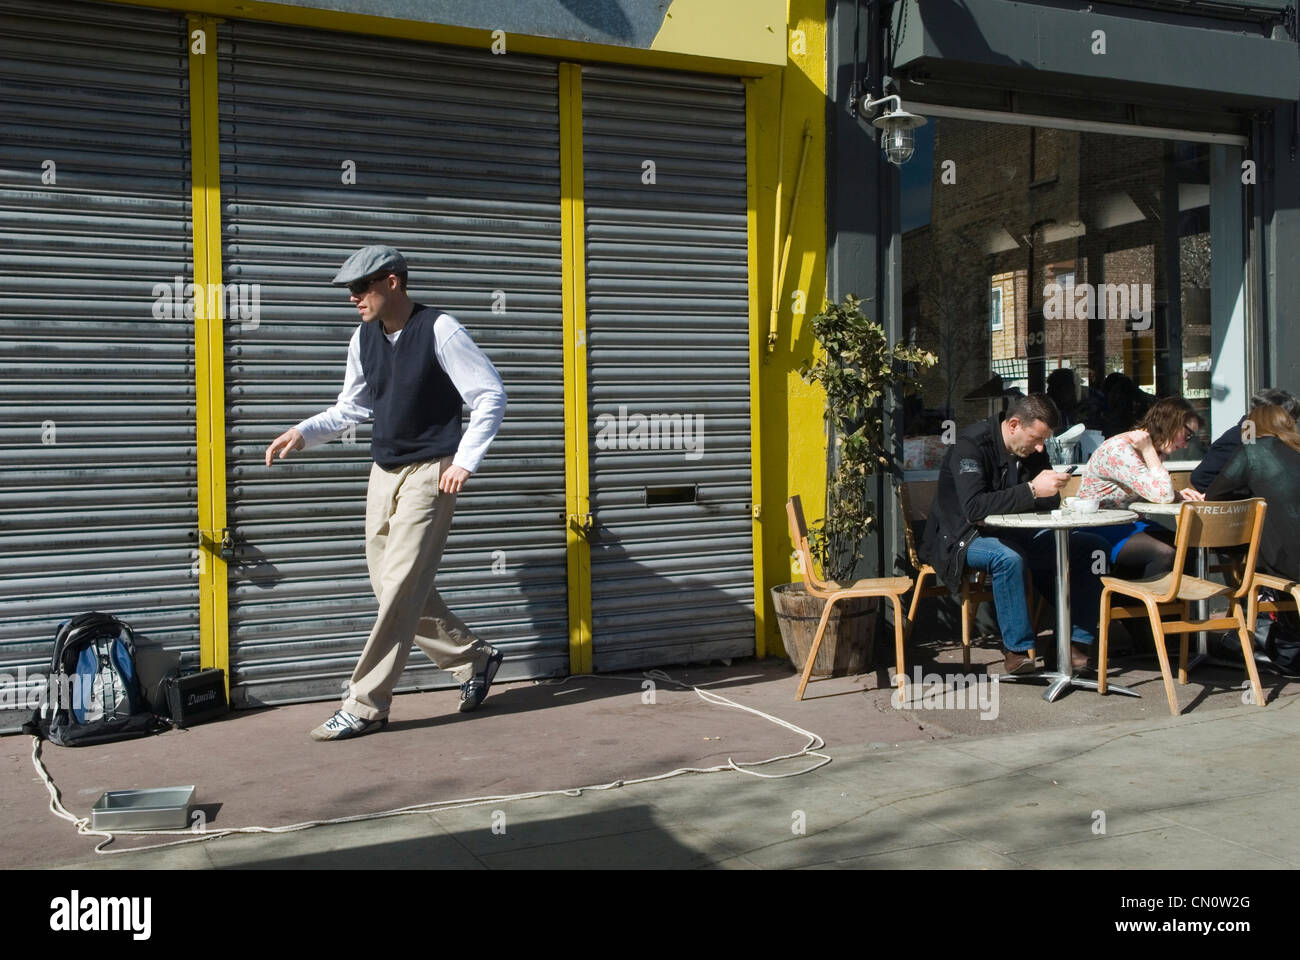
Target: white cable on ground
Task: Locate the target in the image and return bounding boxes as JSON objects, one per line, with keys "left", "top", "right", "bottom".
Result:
{"left": 31, "top": 667, "right": 831, "bottom": 856}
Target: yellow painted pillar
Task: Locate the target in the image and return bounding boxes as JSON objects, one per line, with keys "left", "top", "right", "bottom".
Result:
{"left": 559, "top": 62, "right": 593, "bottom": 675}
{"left": 751, "top": 3, "right": 828, "bottom": 660}
{"left": 745, "top": 78, "right": 768, "bottom": 657}
{"left": 187, "top": 15, "right": 229, "bottom": 685}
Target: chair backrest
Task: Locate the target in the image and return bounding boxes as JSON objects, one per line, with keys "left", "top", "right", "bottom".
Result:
{"left": 787, "top": 494, "right": 808, "bottom": 542}
{"left": 786, "top": 496, "right": 829, "bottom": 594}
{"left": 1169, "top": 470, "right": 1193, "bottom": 492}
{"left": 898, "top": 481, "right": 936, "bottom": 569}
{"left": 1061, "top": 474, "right": 1083, "bottom": 497}
{"left": 1170, "top": 498, "right": 1267, "bottom": 600}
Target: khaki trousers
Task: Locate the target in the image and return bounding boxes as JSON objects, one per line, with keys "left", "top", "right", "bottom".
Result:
{"left": 342, "top": 455, "right": 487, "bottom": 720}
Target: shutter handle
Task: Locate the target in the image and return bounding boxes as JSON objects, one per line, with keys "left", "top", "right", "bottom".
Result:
{"left": 566, "top": 513, "right": 594, "bottom": 537}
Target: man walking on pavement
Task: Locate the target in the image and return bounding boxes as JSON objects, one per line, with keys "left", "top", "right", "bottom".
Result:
{"left": 264, "top": 245, "right": 508, "bottom": 740}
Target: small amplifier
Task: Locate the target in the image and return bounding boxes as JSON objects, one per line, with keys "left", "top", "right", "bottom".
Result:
{"left": 163, "top": 669, "right": 228, "bottom": 728}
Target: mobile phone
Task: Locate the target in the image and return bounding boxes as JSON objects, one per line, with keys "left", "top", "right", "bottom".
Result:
{"left": 1058, "top": 464, "right": 1079, "bottom": 475}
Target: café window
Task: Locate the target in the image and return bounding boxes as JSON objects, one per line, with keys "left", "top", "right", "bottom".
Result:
{"left": 900, "top": 113, "right": 1248, "bottom": 451}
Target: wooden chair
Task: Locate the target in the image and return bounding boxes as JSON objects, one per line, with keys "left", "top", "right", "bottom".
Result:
{"left": 898, "top": 481, "right": 1032, "bottom": 667}
{"left": 786, "top": 496, "right": 914, "bottom": 700}
{"left": 1247, "top": 570, "right": 1300, "bottom": 644}
{"left": 1097, "top": 499, "right": 1268, "bottom": 715}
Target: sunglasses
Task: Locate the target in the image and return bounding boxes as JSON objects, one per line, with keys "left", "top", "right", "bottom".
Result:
{"left": 347, "top": 273, "right": 390, "bottom": 297}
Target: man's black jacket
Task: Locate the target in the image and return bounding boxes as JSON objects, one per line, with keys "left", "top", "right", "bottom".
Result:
{"left": 1190, "top": 416, "right": 1245, "bottom": 493}
{"left": 919, "top": 414, "right": 1060, "bottom": 592}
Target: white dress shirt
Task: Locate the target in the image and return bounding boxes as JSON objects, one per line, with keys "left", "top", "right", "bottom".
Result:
{"left": 294, "top": 311, "right": 506, "bottom": 474}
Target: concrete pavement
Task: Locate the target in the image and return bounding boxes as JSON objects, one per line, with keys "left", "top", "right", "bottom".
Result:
{"left": 47, "top": 698, "right": 1300, "bottom": 870}
{"left": 6, "top": 639, "right": 1296, "bottom": 870}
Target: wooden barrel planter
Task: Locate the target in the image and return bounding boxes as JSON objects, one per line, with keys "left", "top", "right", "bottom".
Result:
{"left": 770, "top": 583, "right": 878, "bottom": 677}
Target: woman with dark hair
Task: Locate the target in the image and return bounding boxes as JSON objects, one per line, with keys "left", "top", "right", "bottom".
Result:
{"left": 1205, "top": 404, "right": 1300, "bottom": 581}
{"left": 1077, "top": 397, "right": 1206, "bottom": 578}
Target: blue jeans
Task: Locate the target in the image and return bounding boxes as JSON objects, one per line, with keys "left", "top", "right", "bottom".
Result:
{"left": 964, "top": 528, "right": 1110, "bottom": 653}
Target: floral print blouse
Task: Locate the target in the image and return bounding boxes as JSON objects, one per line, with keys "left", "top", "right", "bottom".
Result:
{"left": 1077, "top": 433, "right": 1176, "bottom": 507}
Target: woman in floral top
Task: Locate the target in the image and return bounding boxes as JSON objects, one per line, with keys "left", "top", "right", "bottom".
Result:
{"left": 1078, "top": 396, "right": 1206, "bottom": 578}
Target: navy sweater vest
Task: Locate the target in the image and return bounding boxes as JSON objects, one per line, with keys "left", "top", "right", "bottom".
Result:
{"left": 358, "top": 304, "right": 463, "bottom": 468}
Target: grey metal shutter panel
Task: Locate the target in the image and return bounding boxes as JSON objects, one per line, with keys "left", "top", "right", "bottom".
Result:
{"left": 218, "top": 21, "right": 568, "bottom": 706}
{"left": 0, "top": 0, "right": 197, "bottom": 731}
{"left": 581, "top": 65, "right": 755, "bottom": 671}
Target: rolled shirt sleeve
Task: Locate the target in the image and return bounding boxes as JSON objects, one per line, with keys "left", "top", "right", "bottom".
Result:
{"left": 433, "top": 314, "right": 507, "bottom": 474}
{"left": 294, "top": 327, "right": 373, "bottom": 448}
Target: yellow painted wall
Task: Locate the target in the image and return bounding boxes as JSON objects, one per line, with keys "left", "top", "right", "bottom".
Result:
{"left": 748, "top": 1, "right": 828, "bottom": 659}
{"left": 653, "top": 0, "right": 786, "bottom": 67}
{"left": 96, "top": 0, "right": 787, "bottom": 76}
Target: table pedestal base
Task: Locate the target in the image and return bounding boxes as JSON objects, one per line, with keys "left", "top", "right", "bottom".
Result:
{"left": 999, "top": 670, "right": 1141, "bottom": 701}
{"left": 979, "top": 510, "right": 1144, "bottom": 707}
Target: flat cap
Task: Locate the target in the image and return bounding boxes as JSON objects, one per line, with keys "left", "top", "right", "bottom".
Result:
{"left": 331, "top": 245, "right": 408, "bottom": 285}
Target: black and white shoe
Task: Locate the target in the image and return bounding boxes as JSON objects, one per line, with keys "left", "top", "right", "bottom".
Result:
{"left": 459, "top": 647, "right": 504, "bottom": 713}
{"left": 310, "top": 709, "right": 387, "bottom": 741}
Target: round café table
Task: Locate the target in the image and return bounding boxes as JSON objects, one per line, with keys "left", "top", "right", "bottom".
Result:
{"left": 981, "top": 507, "right": 1140, "bottom": 702}
{"left": 1127, "top": 500, "right": 1185, "bottom": 520}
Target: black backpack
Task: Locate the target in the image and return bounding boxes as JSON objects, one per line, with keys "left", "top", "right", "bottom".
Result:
{"left": 24, "top": 612, "right": 165, "bottom": 746}
{"left": 1264, "top": 609, "right": 1300, "bottom": 676}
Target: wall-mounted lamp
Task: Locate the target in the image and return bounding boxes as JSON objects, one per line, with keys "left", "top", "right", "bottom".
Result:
{"left": 856, "top": 93, "right": 926, "bottom": 166}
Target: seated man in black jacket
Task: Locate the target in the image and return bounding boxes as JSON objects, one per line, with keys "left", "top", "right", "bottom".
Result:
{"left": 920, "top": 394, "right": 1110, "bottom": 675}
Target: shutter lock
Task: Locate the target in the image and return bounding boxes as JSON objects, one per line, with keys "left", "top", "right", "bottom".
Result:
{"left": 199, "top": 527, "right": 235, "bottom": 560}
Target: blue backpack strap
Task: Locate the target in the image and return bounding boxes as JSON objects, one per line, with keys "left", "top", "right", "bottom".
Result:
{"left": 72, "top": 644, "right": 99, "bottom": 724}
{"left": 110, "top": 627, "right": 143, "bottom": 714}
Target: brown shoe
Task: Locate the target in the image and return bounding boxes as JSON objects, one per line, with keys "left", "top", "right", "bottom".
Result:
{"left": 1003, "top": 650, "right": 1039, "bottom": 675}
{"left": 1070, "top": 643, "right": 1097, "bottom": 671}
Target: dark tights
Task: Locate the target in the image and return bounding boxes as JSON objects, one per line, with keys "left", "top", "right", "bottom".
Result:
{"left": 1111, "top": 528, "right": 1179, "bottom": 654}
{"left": 1114, "top": 529, "right": 1177, "bottom": 580}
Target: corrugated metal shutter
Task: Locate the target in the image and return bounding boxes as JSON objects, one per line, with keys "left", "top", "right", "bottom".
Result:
{"left": 218, "top": 21, "right": 568, "bottom": 706}
{"left": 0, "top": 0, "right": 196, "bottom": 731}
{"left": 581, "top": 65, "right": 755, "bottom": 671}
